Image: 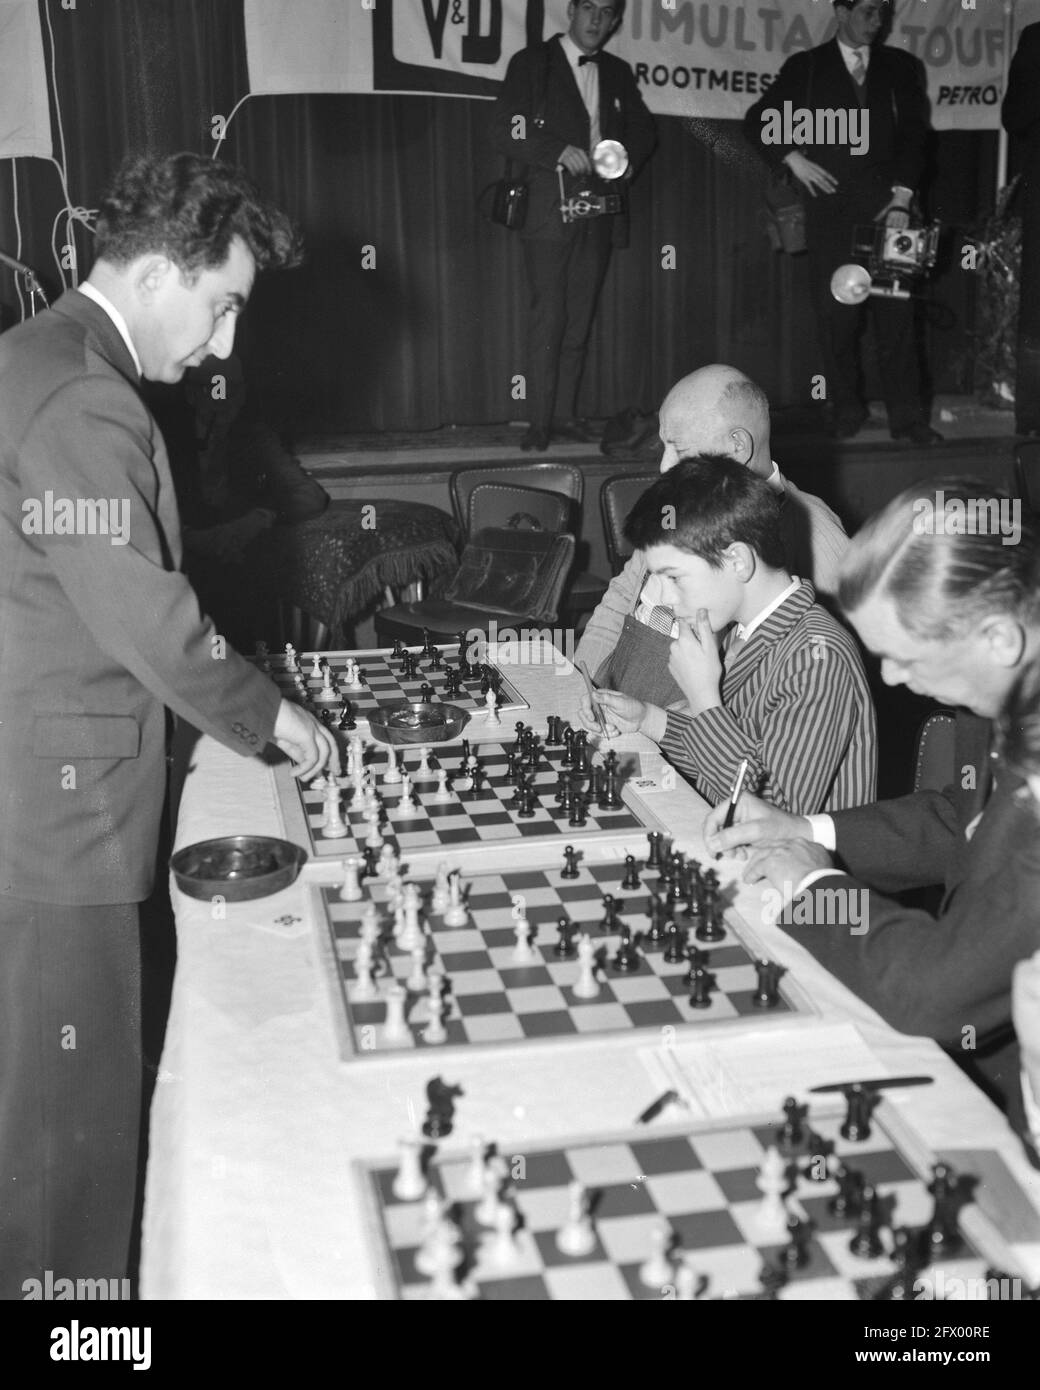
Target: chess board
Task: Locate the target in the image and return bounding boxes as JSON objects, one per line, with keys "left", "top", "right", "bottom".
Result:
{"left": 277, "top": 739, "right": 658, "bottom": 861}
{"left": 357, "top": 1108, "right": 1029, "bottom": 1301}
{"left": 260, "top": 645, "right": 528, "bottom": 721}
{"left": 313, "top": 855, "right": 814, "bottom": 1061}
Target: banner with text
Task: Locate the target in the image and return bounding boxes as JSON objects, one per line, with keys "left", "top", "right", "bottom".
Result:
{"left": 244, "top": 0, "right": 1040, "bottom": 131}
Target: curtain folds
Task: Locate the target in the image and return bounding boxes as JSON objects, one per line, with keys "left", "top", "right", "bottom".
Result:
{"left": 0, "top": 0, "right": 997, "bottom": 435}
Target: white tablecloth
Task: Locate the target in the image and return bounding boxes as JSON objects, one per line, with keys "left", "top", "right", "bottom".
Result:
{"left": 141, "top": 644, "right": 1040, "bottom": 1298}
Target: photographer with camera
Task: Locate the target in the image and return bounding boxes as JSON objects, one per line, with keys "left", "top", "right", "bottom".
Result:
{"left": 490, "top": 1, "right": 655, "bottom": 453}
{"left": 744, "top": 0, "right": 940, "bottom": 445}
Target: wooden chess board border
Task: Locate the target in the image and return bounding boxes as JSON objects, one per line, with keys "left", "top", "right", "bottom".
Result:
{"left": 308, "top": 848, "right": 819, "bottom": 1066}
{"left": 352, "top": 1101, "right": 1030, "bottom": 1301}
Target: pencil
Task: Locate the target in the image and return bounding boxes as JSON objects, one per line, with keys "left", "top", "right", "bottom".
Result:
{"left": 715, "top": 758, "right": 749, "bottom": 859}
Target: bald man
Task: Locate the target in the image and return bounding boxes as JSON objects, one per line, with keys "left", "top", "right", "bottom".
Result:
{"left": 575, "top": 365, "right": 848, "bottom": 705}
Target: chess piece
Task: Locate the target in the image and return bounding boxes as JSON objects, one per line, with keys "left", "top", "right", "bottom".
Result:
{"left": 321, "top": 785, "right": 348, "bottom": 839}
{"left": 511, "top": 914, "right": 537, "bottom": 964}
{"left": 383, "top": 745, "right": 402, "bottom": 785}
{"left": 422, "top": 989, "right": 447, "bottom": 1045}
{"left": 555, "top": 1181, "right": 596, "bottom": 1257}
{"left": 382, "top": 983, "right": 410, "bottom": 1043}
{"left": 392, "top": 1137, "right": 427, "bottom": 1201}
{"left": 339, "top": 857, "right": 363, "bottom": 902}
{"left": 572, "top": 933, "right": 600, "bottom": 999}
{"left": 442, "top": 871, "right": 468, "bottom": 927}
{"left": 752, "top": 1147, "right": 790, "bottom": 1242}
{"left": 484, "top": 688, "right": 501, "bottom": 725}
{"left": 638, "top": 1219, "right": 675, "bottom": 1289}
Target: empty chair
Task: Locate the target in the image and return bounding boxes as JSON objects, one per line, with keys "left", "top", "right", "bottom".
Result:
{"left": 600, "top": 471, "right": 656, "bottom": 575}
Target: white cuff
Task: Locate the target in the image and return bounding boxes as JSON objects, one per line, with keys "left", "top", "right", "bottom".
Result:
{"left": 794, "top": 868, "right": 840, "bottom": 897}
{"left": 805, "top": 813, "right": 836, "bottom": 851}
{"left": 1023, "top": 1068, "right": 1040, "bottom": 1148}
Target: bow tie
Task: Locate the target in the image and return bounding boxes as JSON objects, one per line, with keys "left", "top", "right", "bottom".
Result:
{"left": 578, "top": 53, "right": 600, "bottom": 66}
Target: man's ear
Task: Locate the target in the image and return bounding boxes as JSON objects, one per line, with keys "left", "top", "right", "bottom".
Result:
{"left": 134, "top": 255, "right": 174, "bottom": 304}
{"left": 724, "top": 542, "right": 756, "bottom": 581}
{"left": 729, "top": 428, "right": 754, "bottom": 467}
{"left": 981, "top": 613, "right": 1027, "bottom": 670}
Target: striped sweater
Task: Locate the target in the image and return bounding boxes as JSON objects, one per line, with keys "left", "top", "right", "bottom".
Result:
{"left": 659, "top": 581, "right": 876, "bottom": 814}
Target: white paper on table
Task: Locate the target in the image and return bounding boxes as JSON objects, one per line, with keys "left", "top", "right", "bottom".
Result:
{"left": 640, "top": 1021, "right": 887, "bottom": 1121}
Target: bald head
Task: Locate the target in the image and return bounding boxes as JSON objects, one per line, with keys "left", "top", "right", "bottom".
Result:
{"left": 658, "top": 365, "right": 772, "bottom": 478}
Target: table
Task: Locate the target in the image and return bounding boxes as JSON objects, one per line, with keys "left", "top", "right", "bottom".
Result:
{"left": 141, "top": 642, "right": 1040, "bottom": 1299}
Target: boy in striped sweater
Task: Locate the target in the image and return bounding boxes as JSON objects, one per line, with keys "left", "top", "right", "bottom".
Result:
{"left": 584, "top": 456, "right": 877, "bottom": 814}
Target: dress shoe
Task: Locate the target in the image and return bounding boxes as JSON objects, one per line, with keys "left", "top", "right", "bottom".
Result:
{"left": 551, "top": 417, "right": 598, "bottom": 444}
{"left": 830, "top": 411, "right": 868, "bottom": 440}
{"left": 891, "top": 422, "right": 943, "bottom": 446}
{"left": 520, "top": 426, "right": 550, "bottom": 452}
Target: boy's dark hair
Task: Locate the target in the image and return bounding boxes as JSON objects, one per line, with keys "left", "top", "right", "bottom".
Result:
{"left": 94, "top": 152, "right": 302, "bottom": 278}
{"left": 622, "top": 455, "right": 787, "bottom": 570}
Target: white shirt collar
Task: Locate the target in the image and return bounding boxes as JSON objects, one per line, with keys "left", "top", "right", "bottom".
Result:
{"left": 736, "top": 575, "right": 801, "bottom": 642}
{"left": 560, "top": 33, "right": 587, "bottom": 70}
{"left": 765, "top": 460, "right": 785, "bottom": 494}
{"left": 837, "top": 38, "right": 871, "bottom": 72}
{"left": 78, "top": 281, "right": 143, "bottom": 376}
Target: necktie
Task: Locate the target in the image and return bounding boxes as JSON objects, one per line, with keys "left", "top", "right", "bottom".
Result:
{"left": 849, "top": 48, "right": 867, "bottom": 104}
{"left": 578, "top": 54, "right": 600, "bottom": 66}
{"left": 647, "top": 605, "right": 675, "bottom": 635}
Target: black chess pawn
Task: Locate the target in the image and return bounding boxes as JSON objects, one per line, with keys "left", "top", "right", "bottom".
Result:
{"left": 428, "top": 647, "right": 442, "bottom": 671}
{"left": 469, "top": 764, "right": 486, "bottom": 795}
{"left": 828, "top": 1164, "right": 864, "bottom": 1219}
{"left": 848, "top": 1184, "right": 885, "bottom": 1260}
{"left": 778, "top": 1215, "right": 811, "bottom": 1272}
{"left": 873, "top": 1227, "right": 926, "bottom": 1301}
{"left": 391, "top": 639, "right": 405, "bottom": 659}
{"left": 512, "top": 722, "right": 527, "bottom": 753}
{"left": 419, "top": 682, "right": 435, "bottom": 704}
{"left": 921, "top": 1163, "right": 964, "bottom": 1260}
{"left": 662, "top": 918, "right": 685, "bottom": 965}
{"left": 775, "top": 1096, "right": 807, "bottom": 1155}
{"left": 754, "top": 1265, "right": 788, "bottom": 1300}
{"left": 561, "top": 845, "right": 580, "bottom": 879}
{"left": 801, "top": 1131, "right": 834, "bottom": 1183}
{"left": 568, "top": 796, "right": 588, "bottom": 827}
{"left": 684, "top": 946, "right": 707, "bottom": 984}
{"left": 555, "top": 772, "right": 572, "bottom": 808}
{"left": 643, "top": 895, "right": 668, "bottom": 949}
{"left": 612, "top": 925, "right": 641, "bottom": 973}
{"left": 516, "top": 787, "right": 537, "bottom": 818}
{"left": 420, "top": 628, "right": 433, "bottom": 659}
{"left": 840, "top": 1084, "right": 876, "bottom": 1142}
{"left": 752, "top": 959, "right": 783, "bottom": 1009}
{"left": 621, "top": 855, "right": 640, "bottom": 891}
{"left": 320, "top": 707, "right": 333, "bottom": 725}
{"left": 554, "top": 917, "right": 577, "bottom": 958}
{"left": 688, "top": 966, "right": 715, "bottom": 1009}
{"left": 599, "top": 895, "right": 622, "bottom": 933}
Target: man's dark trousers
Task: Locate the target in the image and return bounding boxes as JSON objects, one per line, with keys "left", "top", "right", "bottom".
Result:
{"left": 522, "top": 214, "right": 614, "bottom": 433}
{"left": 807, "top": 185, "right": 925, "bottom": 432}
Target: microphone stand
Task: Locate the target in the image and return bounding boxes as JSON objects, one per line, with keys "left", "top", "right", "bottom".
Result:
{"left": 0, "top": 248, "right": 50, "bottom": 315}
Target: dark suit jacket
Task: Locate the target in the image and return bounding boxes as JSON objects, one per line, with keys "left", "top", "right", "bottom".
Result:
{"left": 783, "top": 714, "right": 1040, "bottom": 1136}
{"left": 490, "top": 34, "right": 656, "bottom": 246}
{"left": 743, "top": 38, "right": 930, "bottom": 208}
{"left": 0, "top": 290, "right": 281, "bottom": 906}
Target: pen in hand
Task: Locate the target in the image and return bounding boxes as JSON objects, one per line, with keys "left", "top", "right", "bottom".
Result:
{"left": 715, "top": 757, "right": 749, "bottom": 859}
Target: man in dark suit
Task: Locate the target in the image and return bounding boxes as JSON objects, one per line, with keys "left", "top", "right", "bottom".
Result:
{"left": 0, "top": 152, "right": 338, "bottom": 1297}
{"left": 1003, "top": 22, "right": 1040, "bottom": 439}
{"left": 706, "top": 478, "right": 1040, "bottom": 1150}
{"left": 744, "top": 0, "right": 939, "bottom": 444}
{"left": 491, "top": 0, "right": 655, "bottom": 451}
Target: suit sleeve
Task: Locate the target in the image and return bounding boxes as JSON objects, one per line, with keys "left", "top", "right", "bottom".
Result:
{"left": 830, "top": 787, "right": 960, "bottom": 892}
{"left": 780, "top": 797, "right": 1040, "bottom": 1047}
{"left": 659, "top": 638, "right": 870, "bottom": 814}
{"left": 18, "top": 374, "right": 281, "bottom": 756}
{"left": 491, "top": 49, "right": 574, "bottom": 170}
{"left": 743, "top": 52, "right": 809, "bottom": 170}
{"left": 573, "top": 552, "right": 645, "bottom": 678}
{"left": 1002, "top": 25, "right": 1040, "bottom": 137}
{"left": 617, "top": 61, "right": 656, "bottom": 178}
{"left": 888, "top": 52, "right": 931, "bottom": 191}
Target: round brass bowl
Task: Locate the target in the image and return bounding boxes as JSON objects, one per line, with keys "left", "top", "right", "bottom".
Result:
{"left": 366, "top": 701, "right": 469, "bottom": 746}
{"left": 170, "top": 835, "right": 307, "bottom": 903}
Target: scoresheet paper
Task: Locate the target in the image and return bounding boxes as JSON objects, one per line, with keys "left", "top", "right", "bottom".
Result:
{"left": 640, "top": 1021, "right": 887, "bottom": 1121}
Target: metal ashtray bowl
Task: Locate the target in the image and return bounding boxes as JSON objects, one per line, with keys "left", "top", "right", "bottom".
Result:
{"left": 366, "top": 701, "right": 469, "bottom": 746}
{"left": 170, "top": 835, "right": 307, "bottom": 902}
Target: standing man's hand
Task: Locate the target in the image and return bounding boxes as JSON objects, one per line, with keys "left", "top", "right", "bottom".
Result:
{"left": 273, "top": 700, "right": 340, "bottom": 780}
{"left": 875, "top": 187, "right": 913, "bottom": 229}
{"left": 558, "top": 144, "right": 592, "bottom": 176}
{"left": 783, "top": 152, "right": 838, "bottom": 196}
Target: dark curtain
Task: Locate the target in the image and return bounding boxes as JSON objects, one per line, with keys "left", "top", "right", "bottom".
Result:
{"left": 0, "top": 0, "right": 998, "bottom": 435}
